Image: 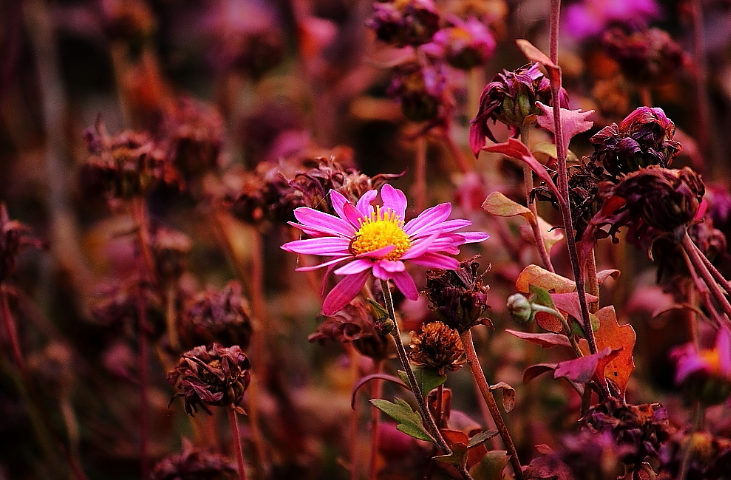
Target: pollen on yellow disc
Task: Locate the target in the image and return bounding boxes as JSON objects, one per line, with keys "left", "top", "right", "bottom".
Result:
{"left": 349, "top": 206, "right": 411, "bottom": 261}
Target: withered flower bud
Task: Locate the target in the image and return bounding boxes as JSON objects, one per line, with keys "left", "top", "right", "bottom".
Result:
{"left": 157, "top": 98, "right": 224, "bottom": 183}
{"left": 590, "top": 107, "right": 681, "bottom": 179}
{"left": 609, "top": 166, "right": 704, "bottom": 233}
{"left": 423, "top": 256, "right": 490, "bottom": 333}
{"left": 534, "top": 162, "right": 611, "bottom": 239}
{"left": 602, "top": 27, "right": 685, "bottom": 86}
{"left": 91, "top": 279, "right": 165, "bottom": 339}
{"left": 230, "top": 156, "right": 402, "bottom": 224}
{"left": 366, "top": 0, "right": 441, "bottom": 47}
{"left": 582, "top": 397, "right": 671, "bottom": 466}
{"left": 150, "top": 439, "right": 238, "bottom": 480}
{"left": 659, "top": 431, "right": 731, "bottom": 479}
{"left": 179, "top": 282, "right": 253, "bottom": 351}
{"left": 408, "top": 321, "right": 465, "bottom": 374}
{"left": 430, "top": 17, "right": 496, "bottom": 71}
{"left": 0, "top": 204, "right": 45, "bottom": 283}
{"left": 150, "top": 225, "right": 192, "bottom": 285}
{"left": 308, "top": 299, "right": 391, "bottom": 360}
{"left": 80, "top": 119, "right": 179, "bottom": 200}
{"left": 387, "top": 59, "right": 449, "bottom": 123}
{"left": 168, "top": 344, "right": 251, "bottom": 416}
{"left": 470, "top": 63, "right": 569, "bottom": 156}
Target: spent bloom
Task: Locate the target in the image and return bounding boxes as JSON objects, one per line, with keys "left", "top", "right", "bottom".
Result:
{"left": 430, "top": 16, "right": 496, "bottom": 71}
{"left": 469, "top": 63, "right": 569, "bottom": 156}
{"left": 366, "top": 0, "right": 441, "bottom": 48}
{"left": 281, "top": 184, "right": 489, "bottom": 315}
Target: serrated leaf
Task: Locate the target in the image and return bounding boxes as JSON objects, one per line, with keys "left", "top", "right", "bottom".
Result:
{"left": 489, "top": 382, "right": 516, "bottom": 413}
{"left": 482, "top": 192, "right": 534, "bottom": 220}
{"left": 467, "top": 430, "right": 499, "bottom": 448}
{"left": 370, "top": 398, "right": 434, "bottom": 443}
{"left": 469, "top": 450, "right": 511, "bottom": 480}
{"left": 398, "top": 367, "right": 447, "bottom": 397}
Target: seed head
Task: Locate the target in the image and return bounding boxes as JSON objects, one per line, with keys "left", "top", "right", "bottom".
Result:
{"left": 408, "top": 321, "right": 465, "bottom": 374}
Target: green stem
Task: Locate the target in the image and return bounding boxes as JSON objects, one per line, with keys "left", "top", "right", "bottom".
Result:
{"left": 460, "top": 330, "right": 523, "bottom": 480}
{"left": 379, "top": 280, "right": 451, "bottom": 454}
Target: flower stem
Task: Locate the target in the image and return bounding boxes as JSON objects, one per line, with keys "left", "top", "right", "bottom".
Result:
{"left": 548, "top": 0, "right": 598, "bottom": 357}
{"left": 227, "top": 407, "right": 248, "bottom": 480}
{"left": 1, "top": 286, "right": 27, "bottom": 372}
{"left": 679, "top": 402, "right": 704, "bottom": 480}
{"left": 519, "top": 126, "right": 554, "bottom": 273}
{"left": 443, "top": 130, "right": 471, "bottom": 174}
{"left": 379, "top": 280, "right": 450, "bottom": 454}
{"left": 585, "top": 250, "right": 599, "bottom": 313}
{"left": 681, "top": 248, "right": 725, "bottom": 326}
{"left": 460, "top": 329, "right": 523, "bottom": 480}
{"left": 368, "top": 359, "right": 384, "bottom": 480}
{"left": 681, "top": 230, "right": 731, "bottom": 322}
{"left": 414, "top": 136, "right": 428, "bottom": 212}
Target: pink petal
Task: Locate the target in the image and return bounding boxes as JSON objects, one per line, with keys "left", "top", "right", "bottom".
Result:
{"left": 295, "top": 256, "right": 350, "bottom": 272}
{"left": 378, "top": 259, "right": 406, "bottom": 273}
{"left": 294, "top": 207, "right": 356, "bottom": 237}
{"left": 343, "top": 202, "right": 366, "bottom": 228}
{"left": 391, "top": 271, "right": 419, "bottom": 300}
{"left": 356, "top": 190, "right": 378, "bottom": 217}
{"left": 403, "top": 203, "right": 452, "bottom": 236}
{"left": 372, "top": 262, "right": 390, "bottom": 280}
{"left": 334, "top": 259, "right": 373, "bottom": 275}
{"left": 330, "top": 190, "right": 349, "bottom": 219}
{"left": 356, "top": 244, "right": 396, "bottom": 259}
{"left": 381, "top": 184, "right": 407, "bottom": 219}
{"left": 438, "top": 219, "right": 472, "bottom": 232}
{"left": 400, "top": 234, "right": 439, "bottom": 260}
{"left": 322, "top": 271, "right": 369, "bottom": 315}
{"left": 407, "top": 252, "right": 461, "bottom": 270}
{"left": 455, "top": 231, "right": 490, "bottom": 244}
{"left": 281, "top": 237, "right": 350, "bottom": 255}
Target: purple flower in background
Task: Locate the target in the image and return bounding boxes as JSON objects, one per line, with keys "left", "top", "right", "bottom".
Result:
{"left": 431, "top": 16, "right": 496, "bottom": 70}
{"left": 563, "top": 0, "right": 661, "bottom": 40}
{"left": 672, "top": 327, "right": 731, "bottom": 405}
{"left": 281, "top": 185, "right": 488, "bottom": 315}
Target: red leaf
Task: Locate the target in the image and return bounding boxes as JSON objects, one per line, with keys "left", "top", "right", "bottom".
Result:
{"left": 505, "top": 329, "right": 572, "bottom": 348}
{"left": 482, "top": 139, "right": 560, "bottom": 199}
{"left": 550, "top": 292, "right": 598, "bottom": 323}
{"left": 554, "top": 347, "right": 616, "bottom": 384}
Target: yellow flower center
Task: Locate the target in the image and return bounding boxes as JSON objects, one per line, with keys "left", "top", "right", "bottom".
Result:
{"left": 350, "top": 206, "right": 411, "bottom": 261}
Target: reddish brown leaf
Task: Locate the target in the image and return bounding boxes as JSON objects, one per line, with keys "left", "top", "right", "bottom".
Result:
{"left": 579, "top": 306, "right": 636, "bottom": 394}
{"left": 516, "top": 265, "right": 576, "bottom": 294}
{"left": 523, "top": 363, "right": 558, "bottom": 384}
{"left": 550, "top": 292, "right": 598, "bottom": 323}
{"left": 505, "top": 329, "right": 572, "bottom": 348}
{"left": 482, "top": 192, "right": 534, "bottom": 219}
{"left": 482, "top": 139, "right": 561, "bottom": 199}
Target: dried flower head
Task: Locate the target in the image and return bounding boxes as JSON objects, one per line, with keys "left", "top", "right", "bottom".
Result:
{"left": 430, "top": 16, "right": 496, "bottom": 70}
{"left": 308, "top": 298, "right": 391, "bottom": 360}
{"left": 80, "top": 118, "right": 179, "bottom": 200}
{"left": 91, "top": 278, "right": 165, "bottom": 338}
{"left": 602, "top": 27, "right": 685, "bottom": 86}
{"left": 157, "top": 98, "right": 224, "bottom": 183}
{"left": 168, "top": 344, "right": 251, "bottom": 415}
{"left": 582, "top": 397, "right": 671, "bottom": 466}
{"left": 149, "top": 439, "right": 238, "bottom": 480}
{"left": 366, "top": 0, "right": 441, "bottom": 48}
{"left": 590, "top": 107, "right": 681, "bottom": 179}
{"left": 387, "top": 59, "right": 450, "bottom": 123}
{"left": 469, "top": 63, "right": 569, "bottom": 156}
{"left": 230, "top": 155, "right": 402, "bottom": 225}
{"left": 281, "top": 184, "right": 488, "bottom": 315}
{"left": 179, "top": 282, "right": 253, "bottom": 351}
{"left": 423, "top": 256, "right": 491, "bottom": 333}
{"left": 408, "top": 321, "right": 465, "bottom": 374}
{"left": 671, "top": 327, "right": 731, "bottom": 406}
{"left": 659, "top": 431, "right": 731, "bottom": 480}
{"left": 0, "top": 204, "right": 45, "bottom": 283}
{"left": 585, "top": 166, "right": 705, "bottom": 247}
{"left": 150, "top": 225, "right": 192, "bottom": 284}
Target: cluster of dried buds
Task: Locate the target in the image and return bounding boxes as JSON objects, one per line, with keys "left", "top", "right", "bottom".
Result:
{"left": 229, "top": 155, "right": 402, "bottom": 225}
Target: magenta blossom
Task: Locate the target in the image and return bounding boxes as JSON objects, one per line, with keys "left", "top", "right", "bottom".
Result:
{"left": 281, "top": 184, "right": 489, "bottom": 315}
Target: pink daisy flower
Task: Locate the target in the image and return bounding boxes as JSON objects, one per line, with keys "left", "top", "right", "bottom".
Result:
{"left": 281, "top": 184, "right": 489, "bottom": 315}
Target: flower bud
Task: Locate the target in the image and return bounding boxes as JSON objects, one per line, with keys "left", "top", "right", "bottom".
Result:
{"left": 507, "top": 293, "right": 533, "bottom": 324}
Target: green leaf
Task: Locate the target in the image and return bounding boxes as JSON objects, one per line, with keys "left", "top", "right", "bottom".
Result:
{"left": 370, "top": 398, "right": 435, "bottom": 443}
{"left": 467, "top": 430, "right": 499, "bottom": 448}
{"left": 469, "top": 450, "right": 510, "bottom": 480}
{"left": 397, "top": 367, "right": 447, "bottom": 396}
{"left": 529, "top": 284, "right": 556, "bottom": 310}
